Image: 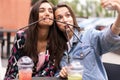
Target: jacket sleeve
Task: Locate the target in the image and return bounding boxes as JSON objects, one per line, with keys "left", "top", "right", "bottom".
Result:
{"left": 4, "top": 30, "right": 25, "bottom": 80}
{"left": 90, "top": 26, "right": 120, "bottom": 55}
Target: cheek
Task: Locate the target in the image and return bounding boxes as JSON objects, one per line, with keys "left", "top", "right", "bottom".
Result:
{"left": 39, "top": 14, "right": 43, "bottom": 19}
{"left": 57, "top": 22, "right": 64, "bottom": 30}
{"left": 50, "top": 14, "right": 54, "bottom": 19}
{"left": 52, "top": 14, "right": 54, "bottom": 17}
{"left": 70, "top": 18, "right": 74, "bottom": 24}
{"left": 57, "top": 22, "right": 61, "bottom": 27}
{"left": 57, "top": 22, "right": 63, "bottom": 28}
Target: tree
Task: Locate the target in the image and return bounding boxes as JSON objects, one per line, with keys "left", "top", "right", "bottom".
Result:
{"left": 31, "top": 0, "right": 116, "bottom": 17}
{"left": 31, "top": 0, "right": 39, "bottom": 5}
{"left": 31, "top": 0, "right": 58, "bottom": 6}
{"left": 48, "top": 0, "right": 58, "bottom": 5}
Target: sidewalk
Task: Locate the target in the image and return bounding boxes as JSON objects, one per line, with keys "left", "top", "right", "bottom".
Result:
{"left": 102, "top": 51, "right": 120, "bottom": 64}
{"left": 0, "top": 58, "right": 7, "bottom": 80}
{"left": 2, "top": 58, "right": 8, "bottom": 68}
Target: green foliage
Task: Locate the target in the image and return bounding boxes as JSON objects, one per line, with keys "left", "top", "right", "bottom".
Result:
{"left": 31, "top": 0, "right": 58, "bottom": 5}
{"left": 63, "top": 0, "right": 117, "bottom": 17}
{"left": 48, "top": 0, "right": 58, "bottom": 5}
{"left": 31, "top": 0, "right": 117, "bottom": 17}
{"left": 31, "top": 0, "right": 39, "bottom": 5}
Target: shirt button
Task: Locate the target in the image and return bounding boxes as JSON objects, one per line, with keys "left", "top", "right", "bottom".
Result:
{"left": 80, "top": 53, "right": 84, "bottom": 58}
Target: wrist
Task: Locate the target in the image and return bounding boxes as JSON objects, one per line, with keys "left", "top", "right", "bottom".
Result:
{"left": 113, "top": 23, "right": 120, "bottom": 30}
{"left": 111, "top": 23, "right": 120, "bottom": 35}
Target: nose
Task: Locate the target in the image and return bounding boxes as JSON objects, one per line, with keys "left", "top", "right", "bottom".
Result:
{"left": 45, "top": 10, "right": 49, "bottom": 16}
{"left": 63, "top": 16, "right": 68, "bottom": 23}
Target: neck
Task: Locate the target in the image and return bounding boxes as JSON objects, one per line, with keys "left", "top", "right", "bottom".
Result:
{"left": 38, "top": 27, "right": 49, "bottom": 41}
{"left": 37, "top": 27, "right": 49, "bottom": 53}
{"left": 66, "top": 29, "right": 74, "bottom": 40}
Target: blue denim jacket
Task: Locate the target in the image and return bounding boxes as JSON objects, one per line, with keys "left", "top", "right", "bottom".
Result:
{"left": 57, "top": 27, "right": 120, "bottom": 80}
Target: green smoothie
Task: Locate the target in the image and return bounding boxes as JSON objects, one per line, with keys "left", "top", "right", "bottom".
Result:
{"left": 68, "top": 74, "right": 82, "bottom": 80}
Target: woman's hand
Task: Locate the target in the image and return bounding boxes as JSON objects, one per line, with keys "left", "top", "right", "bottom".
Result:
{"left": 59, "top": 66, "right": 68, "bottom": 78}
{"left": 101, "top": 0, "right": 120, "bottom": 13}
{"left": 101, "top": 0, "right": 120, "bottom": 35}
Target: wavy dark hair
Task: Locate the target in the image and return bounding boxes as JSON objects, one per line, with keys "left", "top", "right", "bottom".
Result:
{"left": 51, "top": 3, "right": 82, "bottom": 68}
{"left": 22, "top": 0, "right": 58, "bottom": 68}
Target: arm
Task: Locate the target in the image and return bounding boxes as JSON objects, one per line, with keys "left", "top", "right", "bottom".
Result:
{"left": 4, "top": 30, "right": 25, "bottom": 80}
{"left": 112, "top": 15, "right": 120, "bottom": 35}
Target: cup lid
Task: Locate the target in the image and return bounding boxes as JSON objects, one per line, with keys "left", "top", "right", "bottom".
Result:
{"left": 17, "top": 56, "right": 34, "bottom": 68}
{"left": 70, "top": 61, "right": 83, "bottom": 70}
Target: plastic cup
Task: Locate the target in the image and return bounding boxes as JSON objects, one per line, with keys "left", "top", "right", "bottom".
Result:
{"left": 19, "top": 69, "right": 32, "bottom": 80}
{"left": 17, "top": 56, "right": 34, "bottom": 80}
{"left": 67, "top": 61, "right": 83, "bottom": 80}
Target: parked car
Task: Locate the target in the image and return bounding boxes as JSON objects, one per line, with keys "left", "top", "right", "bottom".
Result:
{"left": 77, "top": 17, "right": 115, "bottom": 30}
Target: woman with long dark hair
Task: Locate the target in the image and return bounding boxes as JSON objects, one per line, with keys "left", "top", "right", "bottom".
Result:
{"left": 4, "top": 0, "right": 59, "bottom": 79}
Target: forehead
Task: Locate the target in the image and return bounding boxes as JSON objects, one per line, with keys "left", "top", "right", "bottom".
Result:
{"left": 39, "top": 2, "right": 52, "bottom": 8}
{"left": 55, "top": 7, "right": 69, "bottom": 16}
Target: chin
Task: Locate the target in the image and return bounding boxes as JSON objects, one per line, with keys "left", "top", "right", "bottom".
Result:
{"left": 66, "top": 29, "right": 71, "bottom": 32}
{"left": 44, "top": 22, "right": 53, "bottom": 25}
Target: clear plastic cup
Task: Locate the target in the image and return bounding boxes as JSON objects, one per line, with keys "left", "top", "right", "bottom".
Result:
{"left": 17, "top": 56, "right": 34, "bottom": 80}
{"left": 67, "top": 60, "right": 83, "bottom": 80}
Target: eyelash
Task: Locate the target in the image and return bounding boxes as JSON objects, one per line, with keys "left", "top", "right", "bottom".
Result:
{"left": 57, "top": 16, "right": 63, "bottom": 20}
{"left": 39, "top": 9, "right": 53, "bottom": 13}
{"left": 66, "top": 13, "right": 71, "bottom": 18}
{"left": 57, "top": 13, "right": 71, "bottom": 20}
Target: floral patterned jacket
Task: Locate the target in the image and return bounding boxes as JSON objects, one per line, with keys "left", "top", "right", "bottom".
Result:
{"left": 4, "top": 30, "right": 56, "bottom": 80}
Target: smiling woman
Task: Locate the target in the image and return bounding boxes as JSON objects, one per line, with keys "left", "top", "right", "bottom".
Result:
{"left": 53, "top": 2, "right": 120, "bottom": 80}
{"left": 4, "top": 0, "right": 60, "bottom": 79}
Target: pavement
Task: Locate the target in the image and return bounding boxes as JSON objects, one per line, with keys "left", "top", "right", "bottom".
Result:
{"left": 2, "top": 58, "right": 8, "bottom": 68}
{"left": 0, "top": 58, "right": 7, "bottom": 80}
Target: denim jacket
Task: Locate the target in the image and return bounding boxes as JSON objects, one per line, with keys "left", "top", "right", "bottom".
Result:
{"left": 58, "top": 26, "right": 120, "bottom": 80}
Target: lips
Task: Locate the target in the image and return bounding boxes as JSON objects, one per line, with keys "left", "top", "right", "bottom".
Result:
{"left": 64, "top": 25, "right": 69, "bottom": 29}
{"left": 42, "top": 18, "right": 50, "bottom": 22}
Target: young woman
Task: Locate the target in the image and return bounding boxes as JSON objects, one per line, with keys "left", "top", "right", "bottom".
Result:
{"left": 4, "top": 0, "right": 59, "bottom": 79}
{"left": 54, "top": 1, "right": 120, "bottom": 80}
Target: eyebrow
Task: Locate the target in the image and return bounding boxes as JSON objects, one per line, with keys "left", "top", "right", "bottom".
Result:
{"left": 39, "top": 7, "right": 44, "bottom": 10}
{"left": 56, "top": 14, "right": 61, "bottom": 18}
{"left": 39, "top": 7, "right": 52, "bottom": 10}
{"left": 56, "top": 11, "right": 70, "bottom": 16}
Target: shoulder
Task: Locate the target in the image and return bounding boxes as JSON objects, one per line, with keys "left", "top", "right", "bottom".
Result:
{"left": 16, "top": 30, "right": 26, "bottom": 38}
{"left": 13, "top": 30, "right": 26, "bottom": 48}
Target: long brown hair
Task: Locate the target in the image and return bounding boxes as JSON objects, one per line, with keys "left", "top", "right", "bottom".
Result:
{"left": 51, "top": 3, "right": 81, "bottom": 68}
{"left": 54, "top": 3, "right": 80, "bottom": 30}
{"left": 22, "top": 0, "right": 55, "bottom": 65}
